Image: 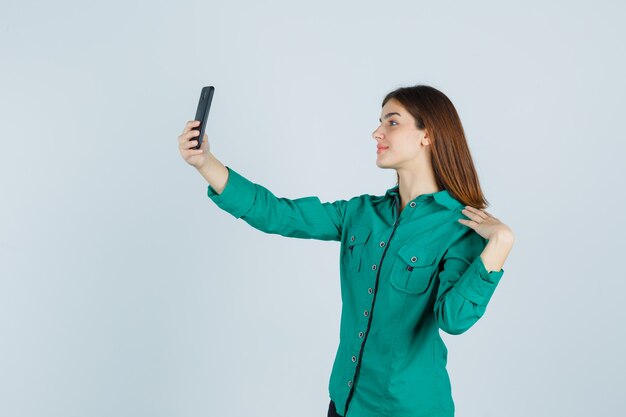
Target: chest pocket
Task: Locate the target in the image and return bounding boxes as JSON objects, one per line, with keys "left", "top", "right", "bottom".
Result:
{"left": 390, "top": 244, "right": 438, "bottom": 294}
{"left": 343, "top": 224, "right": 372, "bottom": 273}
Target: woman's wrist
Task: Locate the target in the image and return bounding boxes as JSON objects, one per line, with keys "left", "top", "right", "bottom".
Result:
{"left": 197, "top": 153, "right": 229, "bottom": 193}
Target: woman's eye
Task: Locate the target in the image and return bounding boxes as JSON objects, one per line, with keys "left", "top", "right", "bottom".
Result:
{"left": 389, "top": 120, "right": 398, "bottom": 126}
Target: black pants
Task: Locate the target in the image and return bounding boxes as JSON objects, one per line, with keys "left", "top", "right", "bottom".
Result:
{"left": 328, "top": 399, "right": 343, "bottom": 417}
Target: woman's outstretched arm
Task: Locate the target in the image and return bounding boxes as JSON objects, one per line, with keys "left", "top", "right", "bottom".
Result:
{"left": 197, "top": 151, "right": 229, "bottom": 194}
{"left": 178, "top": 121, "right": 347, "bottom": 241}
{"left": 203, "top": 157, "right": 347, "bottom": 241}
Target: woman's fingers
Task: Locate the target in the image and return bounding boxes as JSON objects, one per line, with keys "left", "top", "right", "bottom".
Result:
{"left": 178, "top": 129, "right": 200, "bottom": 145}
{"left": 183, "top": 140, "right": 198, "bottom": 149}
{"left": 463, "top": 206, "right": 490, "bottom": 220}
{"left": 180, "top": 143, "right": 203, "bottom": 157}
{"left": 181, "top": 120, "right": 200, "bottom": 135}
{"left": 178, "top": 121, "right": 207, "bottom": 168}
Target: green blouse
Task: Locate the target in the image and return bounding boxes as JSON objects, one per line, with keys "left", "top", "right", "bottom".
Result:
{"left": 207, "top": 166, "right": 505, "bottom": 417}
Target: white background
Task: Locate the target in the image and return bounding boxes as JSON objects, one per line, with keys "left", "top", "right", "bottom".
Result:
{"left": 1, "top": 0, "right": 625, "bottom": 416}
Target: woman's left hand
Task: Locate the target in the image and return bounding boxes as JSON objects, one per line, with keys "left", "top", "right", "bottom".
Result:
{"left": 458, "top": 206, "right": 514, "bottom": 241}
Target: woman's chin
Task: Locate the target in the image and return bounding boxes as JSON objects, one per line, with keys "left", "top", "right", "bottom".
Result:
{"left": 376, "top": 155, "right": 391, "bottom": 166}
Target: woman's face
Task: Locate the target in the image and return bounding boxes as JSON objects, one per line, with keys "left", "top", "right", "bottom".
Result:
{"left": 371, "top": 98, "right": 431, "bottom": 169}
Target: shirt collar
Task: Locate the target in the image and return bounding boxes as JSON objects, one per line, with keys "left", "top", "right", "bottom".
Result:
{"left": 384, "top": 184, "right": 462, "bottom": 211}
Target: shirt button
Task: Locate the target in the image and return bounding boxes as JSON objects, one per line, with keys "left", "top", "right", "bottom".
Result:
{"left": 352, "top": 355, "right": 357, "bottom": 362}
{"left": 364, "top": 310, "right": 369, "bottom": 317}
{"left": 358, "top": 331, "right": 364, "bottom": 338}
{"left": 371, "top": 264, "right": 377, "bottom": 270}
{"left": 348, "top": 380, "right": 353, "bottom": 387}
{"left": 410, "top": 202, "right": 416, "bottom": 207}
{"left": 411, "top": 256, "right": 417, "bottom": 262}
{"left": 379, "top": 241, "right": 385, "bottom": 247}
{"left": 368, "top": 288, "right": 373, "bottom": 294}
{"left": 350, "top": 235, "right": 355, "bottom": 242}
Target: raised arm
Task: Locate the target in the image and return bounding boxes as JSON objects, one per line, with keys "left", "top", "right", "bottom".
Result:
{"left": 433, "top": 230, "right": 505, "bottom": 335}
{"left": 179, "top": 122, "right": 348, "bottom": 241}
{"left": 204, "top": 158, "right": 346, "bottom": 241}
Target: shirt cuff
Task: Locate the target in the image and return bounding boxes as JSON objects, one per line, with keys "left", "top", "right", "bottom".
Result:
{"left": 453, "top": 255, "right": 504, "bottom": 306}
{"left": 207, "top": 166, "right": 257, "bottom": 219}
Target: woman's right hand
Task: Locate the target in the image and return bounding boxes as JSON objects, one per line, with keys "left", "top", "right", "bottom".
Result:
{"left": 178, "top": 120, "right": 211, "bottom": 170}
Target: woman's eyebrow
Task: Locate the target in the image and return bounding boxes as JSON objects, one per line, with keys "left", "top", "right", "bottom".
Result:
{"left": 379, "top": 112, "right": 402, "bottom": 122}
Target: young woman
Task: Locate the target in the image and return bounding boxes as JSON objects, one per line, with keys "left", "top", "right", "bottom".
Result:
{"left": 178, "top": 84, "right": 515, "bottom": 417}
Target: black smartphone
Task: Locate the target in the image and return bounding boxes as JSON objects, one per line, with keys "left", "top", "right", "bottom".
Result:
{"left": 192, "top": 86, "right": 214, "bottom": 150}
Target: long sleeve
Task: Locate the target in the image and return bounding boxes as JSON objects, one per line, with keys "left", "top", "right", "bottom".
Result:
{"left": 433, "top": 229, "right": 505, "bottom": 335}
{"left": 206, "top": 166, "right": 348, "bottom": 241}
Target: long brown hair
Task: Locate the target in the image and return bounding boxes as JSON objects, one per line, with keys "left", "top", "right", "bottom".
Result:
{"left": 382, "top": 85, "right": 490, "bottom": 209}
